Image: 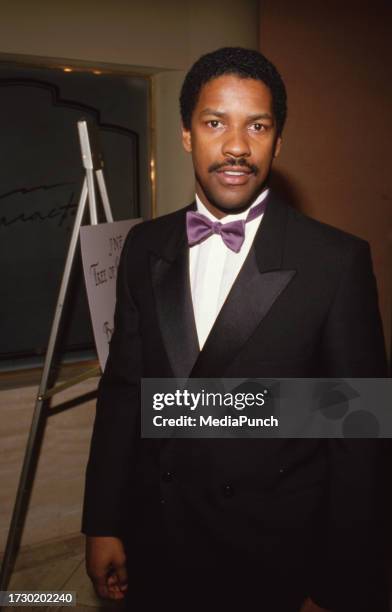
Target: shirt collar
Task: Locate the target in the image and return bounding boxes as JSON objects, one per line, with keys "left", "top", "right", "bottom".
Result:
{"left": 195, "top": 188, "right": 269, "bottom": 224}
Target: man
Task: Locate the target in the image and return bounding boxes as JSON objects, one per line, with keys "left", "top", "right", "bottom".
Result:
{"left": 82, "top": 48, "right": 389, "bottom": 611}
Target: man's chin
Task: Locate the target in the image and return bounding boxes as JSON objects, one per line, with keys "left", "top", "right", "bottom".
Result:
{"left": 195, "top": 176, "right": 269, "bottom": 216}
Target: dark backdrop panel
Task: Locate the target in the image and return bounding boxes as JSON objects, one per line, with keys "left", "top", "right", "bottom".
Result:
{"left": 0, "top": 65, "right": 150, "bottom": 363}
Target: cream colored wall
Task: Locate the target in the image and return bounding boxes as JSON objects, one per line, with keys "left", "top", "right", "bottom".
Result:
{"left": 260, "top": 0, "right": 391, "bottom": 359}
{"left": 0, "top": 0, "right": 259, "bottom": 553}
{"left": 0, "top": 0, "right": 258, "bottom": 72}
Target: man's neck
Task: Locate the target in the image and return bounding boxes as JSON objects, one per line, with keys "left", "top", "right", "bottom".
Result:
{"left": 195, "top": 188, "right": 269, "bottom": 221}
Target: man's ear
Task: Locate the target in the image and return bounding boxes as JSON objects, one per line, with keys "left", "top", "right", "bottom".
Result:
{"left": 273, "top": 136, "right": 282, "bottom": 159}
{"left": 181, "top": 125, "right": 192, "bottom": 153}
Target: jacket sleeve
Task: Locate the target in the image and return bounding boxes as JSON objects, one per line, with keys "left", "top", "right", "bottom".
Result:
{"left": 82, "top": 226, "right": 143, "bottom": 537}
{"left": 309, "top": 241, "right": 390, "bottom": 612}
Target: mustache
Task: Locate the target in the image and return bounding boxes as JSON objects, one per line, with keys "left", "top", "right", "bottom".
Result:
{"left": 208, "top": 158, "right": 259, "bottom": 175}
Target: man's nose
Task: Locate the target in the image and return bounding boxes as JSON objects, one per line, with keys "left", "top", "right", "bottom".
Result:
{"left": 222, "top": 128, "right": 251, "bottom": 158}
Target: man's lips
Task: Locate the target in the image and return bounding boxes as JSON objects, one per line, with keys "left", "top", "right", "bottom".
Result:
{"left": 215, "top": 167, "right": 254, "bottom": 186}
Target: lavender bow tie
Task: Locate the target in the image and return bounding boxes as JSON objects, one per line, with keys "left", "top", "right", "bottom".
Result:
{"left": 186, "top": 198, "right": 267, "bottom": 253}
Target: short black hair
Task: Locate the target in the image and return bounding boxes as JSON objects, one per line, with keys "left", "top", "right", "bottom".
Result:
{"left": 180, "top": 47, "right": 287, "bottom": 136}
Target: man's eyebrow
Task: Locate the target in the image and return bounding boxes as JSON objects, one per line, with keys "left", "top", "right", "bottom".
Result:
{"left": 199, "top": 109, "right": 226, "bottom": 117}
{"left": 247, "top": 112, "right": 274, "bottom": 121}
{"left": 199, "top": 108, "right": 274, "bottom": 121}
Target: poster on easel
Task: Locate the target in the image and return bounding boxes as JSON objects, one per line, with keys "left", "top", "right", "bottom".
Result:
{"left": 80, "top": 218, "right": 142, "bottom": 370}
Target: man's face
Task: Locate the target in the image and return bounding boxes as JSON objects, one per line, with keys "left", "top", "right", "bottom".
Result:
{"left": 182, "top": 74, "right": 282, "bottom": 218}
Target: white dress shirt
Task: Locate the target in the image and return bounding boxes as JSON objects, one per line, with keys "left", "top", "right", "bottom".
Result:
{"left": 189, "top": 189, "right": 269, "bottom": 350}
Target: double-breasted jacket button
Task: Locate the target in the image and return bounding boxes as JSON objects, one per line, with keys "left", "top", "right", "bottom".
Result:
{"left": 162, "top": 471, "right": 173, "bottom": 482}
{"left": 222, "top": 484, "right": 234, "bottom": 498}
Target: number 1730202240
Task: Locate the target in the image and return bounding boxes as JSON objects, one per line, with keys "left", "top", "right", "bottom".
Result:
{"left": 0, "top": 591, "right": 76, "bottom": 606}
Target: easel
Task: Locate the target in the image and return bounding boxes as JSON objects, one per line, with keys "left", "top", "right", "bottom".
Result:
{"left": 0, "top": 120, "right": 113, "bottom": 590}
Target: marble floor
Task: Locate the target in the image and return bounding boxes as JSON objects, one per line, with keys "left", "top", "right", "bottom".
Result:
{"left": 2, "top": 534, "right": 125, "bottom": 611}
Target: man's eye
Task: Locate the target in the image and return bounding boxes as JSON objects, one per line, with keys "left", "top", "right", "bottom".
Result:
{"left": 250, "top": 123, "right": 265, "bottom": 132}
{"left": 207, "top": 120, "right": 222, "bottom": 128}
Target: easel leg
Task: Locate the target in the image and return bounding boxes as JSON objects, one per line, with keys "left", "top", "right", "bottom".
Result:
{"left": 96, "top": 169, "right": 113, "bottom": 223}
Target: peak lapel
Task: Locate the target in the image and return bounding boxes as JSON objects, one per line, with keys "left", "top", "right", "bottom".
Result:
{"left": 150, "top": 206, "right": 200, "bottom": 379}
{"left": 190, "top": 194, "right": 297, "bottom": 378}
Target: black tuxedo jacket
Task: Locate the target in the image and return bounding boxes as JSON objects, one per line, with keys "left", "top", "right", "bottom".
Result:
{"left": 83, "top": 192, "right": 389, "bottom": 611}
